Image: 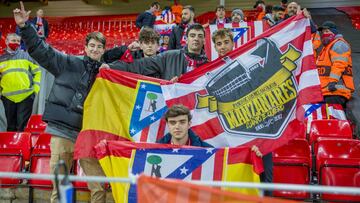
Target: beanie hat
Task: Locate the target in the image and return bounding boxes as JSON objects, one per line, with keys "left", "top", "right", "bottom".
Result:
{"left": 318, "top": 21, "right": 338, "bottom": 35}
{"left": 231, "top": 8, "right": 244, "bottom": 20}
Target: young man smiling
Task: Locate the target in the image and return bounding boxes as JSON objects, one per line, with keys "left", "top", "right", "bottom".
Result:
{"left": 14, "top": 2, "right": 107, "bottom": 202}
{"left": 212, "top": 28, "right": 234, "bottom": 57}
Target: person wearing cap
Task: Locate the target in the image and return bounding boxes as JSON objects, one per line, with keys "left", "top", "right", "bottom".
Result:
{"left": 231, "top": 8, "right": 245, "bottom": 23}
{"left": 317, "top": 21, "right": 354, "bottom": 108}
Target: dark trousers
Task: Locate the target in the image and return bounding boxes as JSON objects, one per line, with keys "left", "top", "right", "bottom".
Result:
{"left": 324, "top": 95, "right": 347, "bottom": 109}
{"left": 2, "top": 94, "right": 34, "bottom": 132}
{"left": 260, "top": 153, "right": 273, "bottom": 196}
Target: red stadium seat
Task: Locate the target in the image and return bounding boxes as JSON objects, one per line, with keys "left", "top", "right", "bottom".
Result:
{"left": 28, "top": 133, "right": 52, "bottom": 203}
{"left": 0, "top": 132, "right": 31, "bottom": 162}
{"left": 25, "top": 114, "right": 47, "bottom": 134}
{"left": 309, "top": 120, "right": 352, "bottom": 144}
{"left": 0, "top": 148, "right": 23, "bottom": 187}
{"left": 273, "top": 139, "right": 311, "bottom": 200}
{"left": 28, "top": 133, "right": 52, "bottom": 188}
{"left": 315, "top": 138, "right": 360, "bottom": 202}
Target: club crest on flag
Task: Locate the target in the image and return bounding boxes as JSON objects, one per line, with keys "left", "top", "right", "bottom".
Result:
{"left": 232, "top": 27, "right": 249, "bottom": 43}
{"left": 132, "top": 148, "right": 217, "bottom": 179}
{"left": 196, "top": 38, "right": 302, "bottom": 138}
{"left": 129, "top": 81, "right": 168, "bottom": 136}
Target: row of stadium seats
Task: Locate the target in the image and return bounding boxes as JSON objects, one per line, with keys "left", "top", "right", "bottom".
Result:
{"left": 273, "top": 120, "right": 359, "bottom": 202}
{"left": 0, "top": 115, "right": 359, "bottom": 202}
{"left": 273, "top": 138, "right": 360, "bottom": 202}
{"left": 0, "top": 132, "right": 90, "bottom": 201}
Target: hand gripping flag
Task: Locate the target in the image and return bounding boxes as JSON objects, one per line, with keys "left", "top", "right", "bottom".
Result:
{"left": 205, "top": 21, "right": 270, "bottom": 60}
{"left": 95, "top": 141, "right": 263, "bottom": 203}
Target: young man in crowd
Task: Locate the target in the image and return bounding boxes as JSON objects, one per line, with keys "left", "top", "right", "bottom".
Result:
{"left": 138, "top": 27, "right": 160, "bottom": 58}
{"left": 14, "top": 2, "right": 107, "bottom": 202}
{"left": 210, "top": 5, "right": 231, "bottom": 25}
{"left": 212, "top": 28, "right": 234, "bottom": 58}
{"left": 103, "top": 27, "right": 161, "bottom": 78}
{"left": 168, "top": 5, "right": 195, "bottom": 50}
{"left": 157, "top": 104, "right": 213, "bottom": 147}
{"left": 231, "top": 8, "right": 245, "bottom": 23}
{"left": 0, "top": 33, "right": 41, "bottom": 131}
{"left": 107, "top": 23, "right": 208, "bottom": 81}
{"left": 135, "top": 2, "right": 161, "bottom": 29}
{"left": 317, "top": 21, "right": 354, "bottom": 109}
{"left": 103, "top": 27, "right": 160, "bottom": 63}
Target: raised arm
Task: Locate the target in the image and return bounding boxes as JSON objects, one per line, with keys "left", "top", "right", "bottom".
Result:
{"left": 14, "top": 2, "right": 71, "bottom": 77}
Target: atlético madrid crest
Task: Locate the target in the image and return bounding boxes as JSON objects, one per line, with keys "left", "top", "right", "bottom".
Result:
{"left": 196, "top": 38, "right": 302, "bottom": 138}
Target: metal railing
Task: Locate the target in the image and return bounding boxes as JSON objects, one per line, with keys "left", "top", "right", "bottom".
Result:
{"left": 0, "top": 172, "right": 360, "bottom": 196}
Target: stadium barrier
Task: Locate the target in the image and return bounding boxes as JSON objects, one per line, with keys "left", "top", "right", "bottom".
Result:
{"left": 0, "top": 172, "right": 359, "bottom": 196}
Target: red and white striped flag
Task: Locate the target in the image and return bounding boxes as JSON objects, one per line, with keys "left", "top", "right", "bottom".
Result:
{"left": 162, "top": 14, "right": 323, "bottom": 154}
{"left": 154, "top": 10, "right": 176, "bottom": 35}
{"left": 205, "top": 21, "right": 270, "bottom": 60}
{"left": 303, "top": 103, "right": 347, "bottom": 133}
{"left": 75, "top": 15, "right": 324, "bottom": 159}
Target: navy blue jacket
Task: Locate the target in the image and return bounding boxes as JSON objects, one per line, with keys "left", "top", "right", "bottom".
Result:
{"left": 156, "top": 129, "right": 213, "bottom": 147}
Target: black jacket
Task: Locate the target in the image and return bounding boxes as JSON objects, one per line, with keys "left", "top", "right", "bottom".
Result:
{"left": 20, "top": 23, "right": 102, "bottom": 134}
{"left": 136, "top": 11, "right": 156, "bottom": 29}
{"left": 156, "top": 129, "right": 213, "bottom": 147}
{"left": 109, "top": 47, "right": 208, "bottom": 80}
{"left": 168, "top": 24, "right": 186, "bottom": 50}
{"left": 104, "top": 46, "right": 161, "bottom": 78}
{"left": 103, "top": 45, "right": 143, "bottom": 63}
{"left": 210, "top": 17, "right": 231, "bottom": 25}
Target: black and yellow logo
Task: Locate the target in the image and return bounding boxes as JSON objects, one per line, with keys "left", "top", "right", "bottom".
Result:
{"left": 196, "top": 38, "right": 301, "bottom": 138}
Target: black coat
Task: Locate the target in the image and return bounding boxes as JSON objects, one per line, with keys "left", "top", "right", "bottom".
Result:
{"left": 156, "top": 129, "right": 213, "bottom": 147}
{"left": 103, "top": 46, "right": 161, "bottom": 78}
{"left": 109, "top": 47, "right": 208, "bottom": 80}
{"left": 210, "top": 17, "right": 231, "bottom": 25}
{"left": 103, "top": 45, "right": 143, "bottom": 63}
{"left": 136, "top": 11, "right": 156, "bottom": 29}
{"left": 168, "top": 24, "right": 186, "bottom": 50}
{"left": 20, "top": 23, "right": 102, "bottom": 134}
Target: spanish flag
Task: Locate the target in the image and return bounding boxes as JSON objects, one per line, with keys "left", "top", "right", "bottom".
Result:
{"left": 75, "top": 69, "right": 168, "bottom": 159}
{"left": 95, "top": 141, "right": 264, "bottom": 203}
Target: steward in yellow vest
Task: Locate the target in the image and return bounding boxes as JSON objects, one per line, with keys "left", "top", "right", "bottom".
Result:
{"left": 0, "top": 33, "right": 41, "bottom": 131}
